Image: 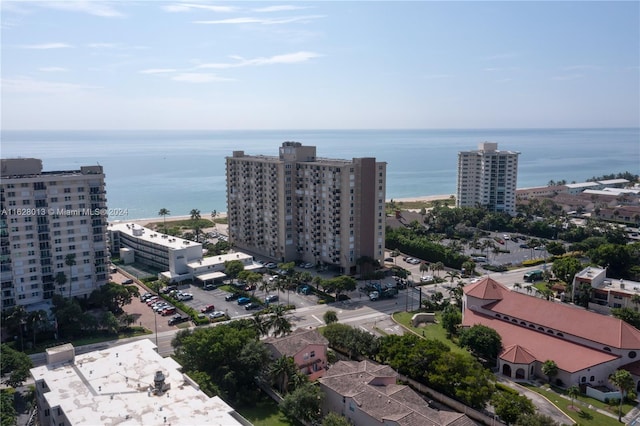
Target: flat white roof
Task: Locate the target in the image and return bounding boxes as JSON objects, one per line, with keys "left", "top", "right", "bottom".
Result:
{"left": 196, "top": 271, "right": 227, "bottom": 281}
{"left": 188, "top": 252, "right": 253, "bottom": 268}
{"left": 598, "top": 179, "right": 629, "bottom": 185}
{"left": 565, "top": 182, "right": 600, "bottom": 189}
{"left": 110, "top": 223, "right": 202, "bottom": 251}
{"left": 30, "top": 339, "right": 244, "bottom": 426}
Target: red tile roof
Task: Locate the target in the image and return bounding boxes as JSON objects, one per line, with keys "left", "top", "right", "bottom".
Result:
{"left": 464, "top": 277, "right": 640, "bottom": 349}
{"left": 463, "top": 309, "right": 618, "bottom": 373}
{"left": 501, "top": 345, "right": 536, "bottom": 364}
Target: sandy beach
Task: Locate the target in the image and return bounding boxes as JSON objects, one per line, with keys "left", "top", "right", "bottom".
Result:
{"left": 109, "top": 194, "right": 454, "bottom": 225}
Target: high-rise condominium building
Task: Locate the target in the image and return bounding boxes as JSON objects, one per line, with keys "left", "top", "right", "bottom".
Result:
{"left": 456, "top": 142, "right": 520, "bottom": 215}
{"left": 0, "top": 158, "right": 109, "bottom": 311}
{"left": 226, "top": 142, "right": 386, "bottom": 274}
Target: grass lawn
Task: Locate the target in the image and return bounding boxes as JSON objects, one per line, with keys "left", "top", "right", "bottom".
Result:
{"left": 522, "top": 383, "right": 627, "bottom": 426}
{"left": 392, "top": 311, "right": 468, "bottom": 354}
{"left": 236, "top": 394, "right": 298, "bottom": 426}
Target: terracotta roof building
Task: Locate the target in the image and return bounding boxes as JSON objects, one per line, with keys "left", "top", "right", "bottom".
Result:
{"left": 264, "top": 328, "right": 329, "bottom": 380}
{"left": 318, "top": 360, "right": 477, "bottom": 426}
{"left": 462, "top": 277, "right": 640, "bottom": 390}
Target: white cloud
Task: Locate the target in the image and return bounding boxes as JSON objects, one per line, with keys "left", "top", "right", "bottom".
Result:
{"left": 2, "top": 77, "right": 101, "bottom": 94}
{"left": 253, "top": 5, "right": 311, "bottom": 13}
{"left": 38, "top": 67, "right": 69, "bottom": 72}
{"left": 171, "top": 73, "right": 235, "bottom": 83}
{"left": 87, "top": 42, "right": 117, "bottom": 48}
{"left": 139, "top": 68, "right": 178, "bottom": 74}
{"left": 193, "top": 15, "right": 324, "bottom": 25}
{"left": 197, "top": 51, "right": 322, "bottom": 69}
{"left": 161, "top": 3, "right": 238, "bottom": 13}
{"left": 41, "top": 1, "right": 125, "bottom": 18}
{"left": 19, "top": 43, "right": 73, "bottom": 49}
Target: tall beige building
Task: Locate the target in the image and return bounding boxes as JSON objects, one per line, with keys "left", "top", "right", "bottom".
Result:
{"left": 0, "top": 158, "right": 109, "bottom": 311}
{"left": 456, "top": 142, "right": 519, "bottom": 215}
{"left": 226, "top": 142, "right": 386, "bottom": 274}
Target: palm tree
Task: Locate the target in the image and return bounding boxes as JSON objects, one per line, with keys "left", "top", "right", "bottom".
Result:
{"left": 65, "top": 253, "right": 76, "bottom": 298}
{"left": 28, "top": 309, "right": 48, "bottom": 348}
{"left": 419, "top": 262, "right": 430, "bottom": 277}
{"left": 210, "top": 210, "right": 217, "bottom": 230}
{"left": 525, "top": 285, "right": 533, "bottom": 295}
{"left": 609, "top": 369, "right": 635, "bottom": 422}
{"left": 270, "top": 355, "right": 297, "bottom": 394}
{"left": 513, "top": 282, "right": 522, "bottom": 292}
{"left": 190, "top": 208, "right": 201, "bottom": 221}
{"left": 434, "top": 261, "right": 444, "bottom": 278}
{"left": 445, "top": 270, "right": 460, "bottom": 283}
{"left": 252, "top": 312, "right": 270, "bottom": 337}
{"left": 55, "top": 271, "right": 67, "bottom": 295}
{"left": 7, "top": 305, "right": 27, "bottom": 351}
{"left": 189, "top": 209, "right": 202, "bottom": 242}
{"left": 541, "top": 360, "right": 558, "bottom": 384}
{"left": 567, "top": 385, "right": 580, "bottom": 410}
{"left": 268, "top": 304, "right": 292, "bottom": 337}
{"left": 158, "top": 208, "right": 170, "bottom": 231}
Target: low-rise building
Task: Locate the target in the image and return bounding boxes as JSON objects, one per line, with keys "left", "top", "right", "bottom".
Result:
{"left": 462, "top": 277, "right": 640, "bottom": 392}
{"left": 572, "top": 266, "right": 640, "bottom": 312}
{"left": 264, "top": 328, "right": 329, "bottom": 380}
{"left": 187, "top": 252, "right": 263, "bottom": 286}
{"left": 30, "top": 340, "right": 250, "bottom": 426}
{"left": 318, "top": 360, "right": 475, "bottom": 426}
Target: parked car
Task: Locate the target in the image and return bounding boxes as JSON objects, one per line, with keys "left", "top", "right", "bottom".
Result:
{"left": 161, "top": 285, "right": 177, "bottom": 294}
{"left": 245, "top": 302, "right": 262, "bottom": 311}
{"left": 244, "top": 284, "right": 256, "bottom": 292}
{"left": 298, "top": 285, "right": 311, "bottom": 295}
{"left": 420, "top": 275, "right": 434, "bottom": 283}
{"left": 203, "top": 284, "right": 217, "bottom": 291}
{"left": 122, "top": 278, "right": 134, "bottom": 285}
{"left": 225, "top": 292, "right": 241, "bottom": 301}
{"left": 208, "top": 311, "right": 226, "bottom": 319}
{"left": 265, "top": 262, "right": 277, "bottom": 269}
{"left": 168, "top": 315, "right": 189, "bottom": 326}
{"left": 178, "top": 293, "right": 193, "bottom": 301}
{"left": 200, "top": 304, "right": 215, "bottom": 313}
{"left": 146, "top": 296, "right": 159, "bottom": 306}
{"left": 141, "top": 292, "right": 153, "bottom": 301}
{"left": 237, "top": 297, "right": 251, "bottom": 305}
{"left": 384, "top": 257, "right": 394, "bottom": 263}
{"left": 265, "top": 294, "right": 279, "bottom": 303}
{"left": 303, "top": 262, "right": 314, "bottom": 269}
{"left": 161, "top": 307, "right": 176, "bottom": 316}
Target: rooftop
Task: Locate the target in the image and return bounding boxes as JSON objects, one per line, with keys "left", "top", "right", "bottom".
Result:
{"left": 30, "top": 339, "right": 245, "bottom": 426}
{"left": 110, "top": 223, "right": 202, "bottom": 252}
{"left": 264, "top": 328, "right": 329, "bottom": 358}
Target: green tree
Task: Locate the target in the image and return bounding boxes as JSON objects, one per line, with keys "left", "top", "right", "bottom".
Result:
{"left": 545, "top": 241, "right": 566, "bottom": 256}
{"left": 100, "top": 311, "right": 120, "bottom": 334}
{"left": 270, "top": 355, "right": 297, "bottom": 394}
{"left": 0, "top": 344, "right": 33, "bottom": 387}
{"left": 280, "top": 382, "right": 323, "bottom": 424}
{"left": 492, "top": 390, "right": 535, "bottom": 425}
{"left": 54, "top": 271, "right": 67, "bottom": 295}
{"left": 326, "top": 275, "right": 357, "bottom": 299}
{"left": 323, "top": 310, "right": 338, "bottom": 325}
{"left": 458, "top": 324, "right": 502, "bottom": 360}
{"left": 541, "top": 360, "right": 558, "bottom": 384}
{"left": 158, "top": 208, "right": 170, "bottom": 231}
{"left": 65, "top": 253, "right": 76, "bottom": 298}
{"left": 224, "top": 260, "right": 245, "bottom": 282}
{"left": 89, "top": 282, "right": 139, "bottom": 313}
{"left": 267, "top": 304, "right": 292, "bottom": 337}
{"left": 0, "top": 389, "right": 17, "bottom": 426}
{"left": 27, "top": 309, "right": 48, "bottom": 347}
{"left": 441, "top": 305, "right": 462, "bottom": 337}
{"left": 322, "top": 412, "right": 351, "bottom": 426}
{"left": 609, "top": 369, "right": 635, "bottom": 422}
{"left": 445, "top": 270, "right": 461, "bottom": 283}
{"left": 551, "top": 256, "right": 582, "bottom": 284}
{"left": 567, "top": 385, "right": 580, "bottom": 409}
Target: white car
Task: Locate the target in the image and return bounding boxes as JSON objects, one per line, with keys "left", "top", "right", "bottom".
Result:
{"left": 420, "top": 275, "right": 433, "bottom": 282}
{"left": 178, "top": 293, "right": 193, "bottom": 301}
{"left": 208, "top": 311, "right": 226, "bottom": 319}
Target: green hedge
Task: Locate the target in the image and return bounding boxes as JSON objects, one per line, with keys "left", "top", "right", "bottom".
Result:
{"left": 522, "top": 258, "right": 546, "bottom": 267}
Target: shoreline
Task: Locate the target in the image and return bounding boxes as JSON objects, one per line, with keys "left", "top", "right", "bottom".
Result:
{"left": 108, "top": 194, "right": 455, "bottom": 224}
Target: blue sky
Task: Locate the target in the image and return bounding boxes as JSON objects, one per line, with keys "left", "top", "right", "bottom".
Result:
{"left": 2, "top": 1, "right": 638, "bottom": 130}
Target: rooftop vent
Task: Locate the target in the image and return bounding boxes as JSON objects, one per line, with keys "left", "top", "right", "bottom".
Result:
{"left": 152, "top": 370, "right": 171, "bottom": 396}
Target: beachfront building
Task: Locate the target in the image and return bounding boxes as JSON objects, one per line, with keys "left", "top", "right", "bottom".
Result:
{"left": 30, "top": 340, "right": 249, "bottom": 426}
{"left": 0, "top": 158, "right": 109, "bottom": 312}
{"left": 108, "top": 223, "right": 262, "bottom": 283}
{"left": 456, "top": 142, "right": 519, "bottom": 215}
{"left": 462, "top": 277, "right": 640, "bottom": 394}
{"left": 226, "top": 142, "right": 386, "bottom": 274}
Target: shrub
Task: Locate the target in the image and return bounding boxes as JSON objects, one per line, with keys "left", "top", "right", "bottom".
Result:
{"left": 522, "top": 259, "right": 546, "bottom": 267}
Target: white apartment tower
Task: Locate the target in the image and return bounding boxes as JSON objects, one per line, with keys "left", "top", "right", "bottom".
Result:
{"left": 0, "top": 159, "right": 109, "bottom": 311}
{"left": 226, "top": 142, "right": 386, "bottom": 274}
{"left": 456, "top": 142, "right": 520, "bottom": 215}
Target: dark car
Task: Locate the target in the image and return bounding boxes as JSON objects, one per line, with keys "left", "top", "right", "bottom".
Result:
{"left": 122, "top": 278, "right": 134, "bottom": 285}
{"left": 203, "top": 283, "right": 217, "bottom": 291}
{"left": 265, "top": 294, "right": 279, "bottom": 303}
{"left": 245, "top": 302, "right": 262, "bottom": 311}
{"left": 225, "top": 292, "right": 241, "bottom": 301}
{"left": 168, "top": 315, "right": 189, "bottom": 326}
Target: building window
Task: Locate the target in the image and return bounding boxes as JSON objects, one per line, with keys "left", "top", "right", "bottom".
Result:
{"left": 310, "top": 351, "right": 315, "bottom": 358}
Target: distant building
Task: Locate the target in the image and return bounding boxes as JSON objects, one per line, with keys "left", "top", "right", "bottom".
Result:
{"left": 516, "top": 185, "right": 568, "bottom": 200}
{"left": 226, "top": 142, "right": 386, "bottom": 274}
{"left": 264, "top": 328, "right": 329, "bottom": 381}
{"left": 456, "top": 142, "right": 519, "bottom": 215}
{"left": 0, "top": 158, "right": 109, "bottom": 311}
{"left": 572, "top": 266, "right": 640, "bottom": 313}
{"left": 30, "top": 340, "right": 250, "bottom": 426}
{"left": 564, "top": 182, "right": 600, "bottom": 195}
{"left": 462, "top": 277, "right": 640, "bottom": 393}
{"left": 318, "top": 360, "right": 476, "bottom": 426}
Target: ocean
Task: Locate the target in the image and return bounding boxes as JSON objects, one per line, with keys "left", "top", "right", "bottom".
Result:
{"left": 1, "top": 128, "right": 639, "bottom": 220}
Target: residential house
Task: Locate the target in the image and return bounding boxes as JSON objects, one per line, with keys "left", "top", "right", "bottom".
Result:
{"left": 264, "top": 328, "right": 329, "bottom": 380}
{"left": 318, "top": 360, "right": 476, "bottom": 426}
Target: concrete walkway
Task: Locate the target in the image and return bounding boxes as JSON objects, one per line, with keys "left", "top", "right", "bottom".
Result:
{"left": 496, "top": 377, "right": 575, "bottom": 425}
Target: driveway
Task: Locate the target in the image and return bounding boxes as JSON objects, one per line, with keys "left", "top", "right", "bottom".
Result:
{"left": 496, "top": 377, "right": 574, "bottom": 425}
